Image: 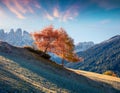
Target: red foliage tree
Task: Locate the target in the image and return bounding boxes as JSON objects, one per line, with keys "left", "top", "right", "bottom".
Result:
{"left": 32, "top": 25, "right": 82, "bottom": 65}
{"left": 32, "top": 25, "right": 59, "bottom": 53}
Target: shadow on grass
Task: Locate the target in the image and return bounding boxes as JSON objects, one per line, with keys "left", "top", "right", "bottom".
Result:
{"left": 0, "top": 52, "right": 120, "bottom": 93}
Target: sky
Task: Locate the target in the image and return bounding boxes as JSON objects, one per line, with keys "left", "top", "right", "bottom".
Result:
{"left": 0, "top": 0, "right": 120, "bottom": 44}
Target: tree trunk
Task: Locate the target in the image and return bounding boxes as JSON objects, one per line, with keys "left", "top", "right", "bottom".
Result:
{"left": 44, "top": 46, "right": 48, "bottom": 54}
{"left": 40, "top": 45, "right": 49, "bottom": 57}
{"left": 44, "top": 42, "right": 50, "bottom": 54}
{"left": 61, "top": 58, "right": 64, "bottom": 66}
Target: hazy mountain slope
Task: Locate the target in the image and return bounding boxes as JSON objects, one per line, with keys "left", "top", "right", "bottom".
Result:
{"left": 75, "top": 42, "right": 94, "bottom": 52}
{"left": 0, "top": 41, "right": 120, "bottom": 93}
{"left": 66, "top": 35, "right": 120, "bottom": 76}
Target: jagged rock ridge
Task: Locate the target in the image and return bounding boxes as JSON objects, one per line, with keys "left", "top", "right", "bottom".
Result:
{"left": 0, "top": 28, "right": 33, "bottom": 47}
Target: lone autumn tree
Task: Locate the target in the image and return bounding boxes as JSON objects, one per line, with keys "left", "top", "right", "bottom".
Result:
{"left": 32, "top": 25, "right": 82, "bottom": 65}
{"left": 32, "top": 25, "right": 59, "bottom": 53}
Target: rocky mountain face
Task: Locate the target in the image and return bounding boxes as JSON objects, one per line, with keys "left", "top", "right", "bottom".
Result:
{"left": 75, "top": 42, "right": 94, "bottom": 52}
{"left": 66, "top": 35, "right": 120, "bottom": 77}
{"left": 0, "top": 28, "right": 33, "bottom": 47}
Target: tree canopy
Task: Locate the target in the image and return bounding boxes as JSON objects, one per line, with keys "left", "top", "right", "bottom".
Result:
{"left": 32, "top": 25, "right": 82, "bottom": 65}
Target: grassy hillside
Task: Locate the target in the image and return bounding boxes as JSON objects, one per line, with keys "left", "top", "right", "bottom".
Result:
{"left": 0, "top": 41, "right": 120, "bottom": 93}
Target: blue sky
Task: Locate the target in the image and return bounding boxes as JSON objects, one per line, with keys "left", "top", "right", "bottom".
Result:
{"left": 0, "top": 0, "right": 120, "bottom": 44}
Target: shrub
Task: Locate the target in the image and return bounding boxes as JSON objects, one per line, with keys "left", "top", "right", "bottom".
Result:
{"left": 103, "top": 71, "right": 117, "bottom": 77}
{"left": 24, "top": 46, "right": 51, "bottom": 60}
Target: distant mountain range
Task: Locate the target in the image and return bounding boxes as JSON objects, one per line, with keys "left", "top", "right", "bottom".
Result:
{"left": 66, "top": 35, "right": 120, "bottom": 77}
{"left": 0, "top": 28, "right": 33, "bottom": 47}
{"left": 75, "top": 41, "right": 94, "bottom": 52}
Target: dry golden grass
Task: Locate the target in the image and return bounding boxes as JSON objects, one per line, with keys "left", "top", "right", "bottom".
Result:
{"left": 68, "top": 68, "right": 120, "bottom": 90}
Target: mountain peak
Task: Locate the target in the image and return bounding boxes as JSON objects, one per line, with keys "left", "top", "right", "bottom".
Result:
{"left": 102, "top": 35, "right": 120, "bottom": 44}
{"left": 110, "top": 35, "right": 120, "bottom": 40}
{"left": 75, "top": 41, "right": 94, "bottom": 52}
